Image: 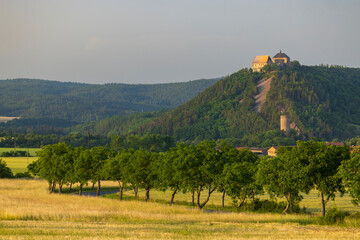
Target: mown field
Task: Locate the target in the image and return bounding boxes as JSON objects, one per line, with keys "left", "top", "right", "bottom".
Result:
{"left": 1, "top": 179, "right": 360, "bottom": 239}
{"left": 0, "top": 148, "right": 40, "bottom": 156}
{"left": 1, "top": 157, "right": 37, "bottom": 174}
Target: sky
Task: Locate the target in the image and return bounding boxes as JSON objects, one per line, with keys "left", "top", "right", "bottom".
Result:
{"left": 0, "top": 0, "right": 359, "bottom": 84}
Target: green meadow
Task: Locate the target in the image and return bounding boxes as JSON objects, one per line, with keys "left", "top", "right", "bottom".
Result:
{"left": 0, "top": 148, "right": 40, "bottom": 173}
{"left": 1, "top": 157, "right": 37, "bottom": 174}
{"left": 0, "top": 147, "right": 40, "bottom": 156}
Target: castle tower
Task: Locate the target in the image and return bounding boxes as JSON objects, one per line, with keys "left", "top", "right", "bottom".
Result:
{"left": 280, "top": 115, "right": 290, "bottom": 133}
{"left": 273, "top": 50, "right": 290, "bottom": 66}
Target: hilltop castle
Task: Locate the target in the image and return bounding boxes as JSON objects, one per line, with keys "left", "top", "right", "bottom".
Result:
{"left": 252, "top": 51, "right": 291, "bottom": 72}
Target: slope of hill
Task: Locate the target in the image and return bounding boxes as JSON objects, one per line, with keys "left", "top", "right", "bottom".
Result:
{"left": 133, "top": 65, "right": 360, "bottom": 146}
{"left": 0, "top": 78, "right": 220, "bottom": 123}
{"left": 68, "top": 111, "right": 163, "bottom": 137}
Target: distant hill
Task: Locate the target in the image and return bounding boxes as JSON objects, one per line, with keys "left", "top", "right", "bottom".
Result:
{"left": 131, "top": 65, "right": 360, "bottom": 146}
{"left": 0, "top": 78, "right": 220, "bottom": 123}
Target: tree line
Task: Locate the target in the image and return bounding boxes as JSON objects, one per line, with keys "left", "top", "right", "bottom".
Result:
{"left": 27, "top": 140, "right": 360, "bottom": 216}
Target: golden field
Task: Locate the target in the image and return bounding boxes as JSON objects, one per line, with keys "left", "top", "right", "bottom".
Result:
{"left": 1, "top": 179, "right": 360, "bottom": 239}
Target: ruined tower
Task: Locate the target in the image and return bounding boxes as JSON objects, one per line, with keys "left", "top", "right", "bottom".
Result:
{"left": 280, "top": 115, "right": 290, "bottom": 133}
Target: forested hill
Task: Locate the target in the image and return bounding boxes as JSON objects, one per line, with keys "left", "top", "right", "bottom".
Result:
{"left": 0, "top": 78, "right": 220, "bottom": 122}
{"left": 133, "top": 65, "right": 360, "bottom": 146}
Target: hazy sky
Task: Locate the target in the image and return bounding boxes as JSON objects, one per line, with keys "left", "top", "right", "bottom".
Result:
{"left": 0, "top": 0, "right": 359, "bottom": 84}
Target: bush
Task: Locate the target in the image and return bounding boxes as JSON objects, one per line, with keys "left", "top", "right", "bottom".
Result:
{"left": 0, "top": 159, "right": 13, "bottom": 178}
{"left": 237, "top": 199, "right": 304, "bottom": 214}
{"left": 1, "top": 150, "right": 29, "bottom": 157}
{"left": 14, "top": 171, "right": 33, "bottom": 179}
{"left": 323, "top": 208, "right": 350, "bottom": 224}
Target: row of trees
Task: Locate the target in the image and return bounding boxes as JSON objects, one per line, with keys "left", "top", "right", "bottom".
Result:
{"left": 28, "top": 140, "right": 359, "bottom": 215}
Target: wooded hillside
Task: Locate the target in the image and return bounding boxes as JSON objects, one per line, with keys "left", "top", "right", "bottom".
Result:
{"left": 132, "top": 65, "right": 360, "bottom": 146}
{"left": 0, "top": 78, "right": 220, "bottom": 122}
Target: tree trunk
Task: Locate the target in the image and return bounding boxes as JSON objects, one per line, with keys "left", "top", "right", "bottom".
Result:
{"left": 252, "top": 190, "right": 255, "bottom": 202}
{"left": 51, "top": 181, "right": 56, "bottom": 193}
{"left": 145, "top": 187, "right": 150, "bottom": 202}
{"left": 191, "top": 190, "right": 195, "bottom": 205}
{"left": 118, "top": 181, "right": 124, "bottom": 201}
{"left": 222, "top": 191, "right": 226, "bottom": 208}
{"left": 197, "top": 186, "right": 216, "bottom": 210}
{"left": 290, "top": 200, "right": 294, "bottom": 213}
{"left": 238, "top": 198, "right": 246, "bottom": 208}
{"left": 321, "top": 191, "right": 326, "bottom": 217}
{"left": 196, "top": 188, "right": 202, "bottom": 209}
{"left": 79, "top": 183, "right": 83, "bottom": 196}
{"left": 69, "top": 183, "right": 72, "bottom": 191}
{"left": 58, "top": 180, "right": 62, "bottom": 194}
{"left": 96, "top": 180, "right": 101, "bottom": 196}
{"left": 48, "top": 181, "right": 53, "bottom": 193}
{"left": 92, "top": 182, "right": 95, "bottom": 190}
{"left": 282, "top": 194, "right": 290, "bottom": 215}
{"left": 169, "top": 189, "right": 177, "bottom": 206}
{"left": 134, "top": 187, "right": 138, "bottom": 199}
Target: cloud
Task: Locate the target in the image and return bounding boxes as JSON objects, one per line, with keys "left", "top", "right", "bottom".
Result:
{"left": 85, "top": 36, "right": 102, "bottom": 51}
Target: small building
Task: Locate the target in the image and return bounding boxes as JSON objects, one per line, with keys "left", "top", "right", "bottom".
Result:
{"left": 237, "top": 147, "right": 268, "bottom": 156}
{"left": 267, "top": 146, "right": 281, "bottom": 157}
{"left": 252, "top": 55, "right": 272, "bottom": 72}
{"left": 326, "top": 142, "right": 345, "bottom": 147}
{"left": 273, "top": 51, "right": 290, "bottom": 66}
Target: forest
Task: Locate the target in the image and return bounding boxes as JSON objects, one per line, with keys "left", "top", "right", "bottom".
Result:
{"left": 0, "top": 77, "right": 220, "bottom": 122}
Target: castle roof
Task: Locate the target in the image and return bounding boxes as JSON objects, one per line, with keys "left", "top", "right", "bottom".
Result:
{"left": 273, "top": 51, "right": 289, "bottom": 59}
{"left": 253, "top": 55, "right": 271, "bottom": 63}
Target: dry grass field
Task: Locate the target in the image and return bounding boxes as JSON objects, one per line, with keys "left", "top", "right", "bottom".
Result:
{"left": 1, "top": 179, "right": 360, "bottom": 239}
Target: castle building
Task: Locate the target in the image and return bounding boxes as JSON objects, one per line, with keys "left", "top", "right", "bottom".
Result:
{"left": 252, "top": 51, "right": 291, "bottom": 72}
{"left": 272, "top": 51, "right": 290, "bottom": 66}
{"left": 252, "top": 55, "right": 272, "bottom": 72}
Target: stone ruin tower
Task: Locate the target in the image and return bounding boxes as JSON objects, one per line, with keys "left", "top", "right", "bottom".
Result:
{"left": 280, "top": 115, "right": 290, "bottom": 133}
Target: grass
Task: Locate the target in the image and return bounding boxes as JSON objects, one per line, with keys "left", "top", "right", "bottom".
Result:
{"left": 103, "top": 187, "right": 359, "bottom": 215}
{"left": 1, "top": 179, "right": 360, "bottom": 239}
{"left": 1, "top": 157, "right": 38, "bottom": 174}
{"left": 0, "top": 147, "right": 40, "bottom": 156}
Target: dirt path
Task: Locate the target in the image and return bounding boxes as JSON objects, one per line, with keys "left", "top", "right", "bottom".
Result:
{"left": 254, "top": 77, "right": 272, "bottom": 113}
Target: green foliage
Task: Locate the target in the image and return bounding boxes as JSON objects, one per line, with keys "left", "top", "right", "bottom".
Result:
{"left": 296, "top": 141, "right": 350, "bottom": 216}
{"left": 14, "top": 171, "right": 33, "bottom": 178}
{"left": 0, "top": 132, "right": 109, "bottom": 148}
{"left": 74, "top": 148, "right": 93, "bottom": 186}
{"left": 222, "top": 147, "right": 260, "bottom": 208}
{"left": 257, "top": 151, "right": 308, "bottom": 214}
{"left": 0, "top": 78, "right": 220, "bottom": 123}
{"left": 339, "top": 147, "right": 360, "bottom": 205}
{"left": 109, "top": 134, "right": 175, "bottom": 152}
{"left": 1, "top": 150, "right": 29, "bottom": 157}
{"left": 0, "top": 158, "right": 13, "bottom": 178}
{"left": 322, "top": 208, "right": 350, "bottom": 224}
{"left": 239, "top": 199, "right": 303, "bottom": 214}
{"left": 70, "top": 111, "right": 164, "bottom": 137}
